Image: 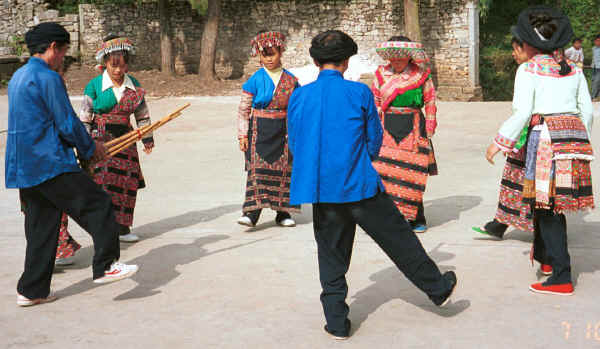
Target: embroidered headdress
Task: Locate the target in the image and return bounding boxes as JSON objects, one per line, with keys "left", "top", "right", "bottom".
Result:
{"left": 250, "top": 31, "right": 286, "bottom": 57}
{"left": 376, "top": 41, "right": 429, "bottom": 67}
{"left": 95, "top": 37, "right": 135, "bottom": 63}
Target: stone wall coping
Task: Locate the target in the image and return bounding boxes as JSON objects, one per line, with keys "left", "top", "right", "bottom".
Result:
{"left": 0, "top": 55, "right": 29, "bottom": 64}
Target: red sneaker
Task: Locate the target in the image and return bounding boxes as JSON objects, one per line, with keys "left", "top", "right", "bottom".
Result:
{"left": 540, "top": 264, "right": 553, "bottom": 275}
{"left": 529, "top": 282, "right": 574, "bottom": 296}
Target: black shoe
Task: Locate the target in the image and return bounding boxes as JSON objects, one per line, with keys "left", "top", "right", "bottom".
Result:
{"left": 324, "top": 319, "right": 351, "bottom": 340}
{"left": 432, "top": 271, "right": 457, "bottom": 307}
{"left": 237, "top": 210, "right": 260, "bottom": 227}
{"left": 472, "top": 226, "right": 503, "bottom": 240}
{"left": 275, "top": 211, "right": 296, "bottom": 227}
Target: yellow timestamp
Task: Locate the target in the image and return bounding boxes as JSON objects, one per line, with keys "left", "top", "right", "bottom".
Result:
{"left": 562, "top": 321, "right": 600, "bottom": 341}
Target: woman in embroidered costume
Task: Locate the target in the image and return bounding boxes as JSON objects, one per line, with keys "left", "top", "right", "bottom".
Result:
{"left": 371, "top": 36, "right": 438, "bottom": 233}
{"left": 473, "top": 37, "right": 529, "bottom": 240}
{"left": 236, "top": 31, "right": 300, "bottom": 227}
{"left": 486, "top": 6, "right": 594, "bottom": 295}
{"left": 79, "top": 35, "right": 154, "bottom": 243}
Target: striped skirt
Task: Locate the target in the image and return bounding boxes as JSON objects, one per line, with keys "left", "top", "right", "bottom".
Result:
{"left": 243, "top": 109, "right": 300, "bottom": 213}
{"left": 90, "top": 113, "right": 146, "bottom": 227}
{"left": 495, "top": 113, "right": 594, "bottom": 232}
{"left": 372, "top": 107, "right": 437, "bottom": 221}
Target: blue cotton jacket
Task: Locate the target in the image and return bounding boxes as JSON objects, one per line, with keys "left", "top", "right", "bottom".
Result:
{"left": 5, "top": 57, "right": 95, "bottom": 188}
{"left": 287, "top": 69, "right": 384, "bottom": 204}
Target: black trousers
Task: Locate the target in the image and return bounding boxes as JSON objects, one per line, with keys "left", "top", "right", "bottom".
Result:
{"left": 312, "top": 191, "right": 452, "bottom": 335}
{"left": 409, "top": 203, "right": 426, "bottom": 226}
{"left": 18, "top": 172, "right": 120, "bottom": 299}
{"left": 532, "top": 209, "right": 571, "bottom": 284}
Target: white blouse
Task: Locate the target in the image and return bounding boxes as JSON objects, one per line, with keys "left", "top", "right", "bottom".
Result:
{"left": 102, "top": 71, "right": 136, "bottom": 102}
{"left": 494, "top": 54, "right": 593, "bottom": 151}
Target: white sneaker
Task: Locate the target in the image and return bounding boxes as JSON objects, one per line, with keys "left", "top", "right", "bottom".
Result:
{"left": 17, "top": 292, "right": 58, "bottom": 307}
{"left": 93, "top": 261, "right": 139, "bottom": 284}
{"left": 237, "top": 216, "right": 255, "bottom": 227}
{"left": 55, "top": 256, "right": 75, "bottom": 266}
{"left": 119, "top": 233, "right": 140, "bottom": 243}
{"left": 277, "top": 218, "right": 296, "bottom": 227}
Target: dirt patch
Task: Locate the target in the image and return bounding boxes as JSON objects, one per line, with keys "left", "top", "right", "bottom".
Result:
{"left": 0, "top": 64, "right": 245, "bottom": 97}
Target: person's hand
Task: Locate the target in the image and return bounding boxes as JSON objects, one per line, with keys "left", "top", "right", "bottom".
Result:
{"left": 239, "top": 137, "right": 248, "bottom": 152}
{"left": 426, "top": 129, "right": 435, "bottom": 138}
{"left": 485, "top": 143, "right": 502, "bottom": 164}
{"left": 143, "top": 142, "right": 154, "bottom": 154}
{"left": 92, "top": 141, "right": 107, "bottom": 161}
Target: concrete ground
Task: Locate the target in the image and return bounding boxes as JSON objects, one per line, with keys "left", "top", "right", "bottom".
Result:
{"left": 1, "top": 96, "right": 600, "bottom": 349}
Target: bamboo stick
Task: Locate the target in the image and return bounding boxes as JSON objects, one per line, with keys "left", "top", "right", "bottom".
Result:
{"left": 106, "top": 103, "right": 190, "bottom": 157}
{"left": 104, "top": 124, "right": 153, "bottom": 149}
{"left": 104, "top": 103, "right": 190, "bottom": 147}
{"left": 107, "top": 112, "right": 181, "bottom": 157}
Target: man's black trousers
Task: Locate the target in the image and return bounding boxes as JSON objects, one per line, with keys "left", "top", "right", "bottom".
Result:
{"left": 18, "top": 172, "right": 120, "bottom": 299}
{"left": 312, "top": 191, "right": 452, "bottom": 336}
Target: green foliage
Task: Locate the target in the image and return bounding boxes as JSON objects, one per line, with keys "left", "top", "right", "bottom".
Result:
{"left": 189, "top": 0, "right": 208, "bottom": 15}
{"left": 561, "top": 0, "right": 600, "bottom": 66}
{"left": 4, "top": 35, "right": 27, "bottom": 56}
{"left": 479, "top": 0, "right": 600, "bottom": 100}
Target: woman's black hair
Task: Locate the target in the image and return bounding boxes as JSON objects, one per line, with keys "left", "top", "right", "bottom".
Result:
{"left": 260, "top": 46, "right": 280, "bottom": 57}
{"left": 573, "top": 37, "right": 582, "bottom": 43}
{"left": 511, "top": 37, "right": 523, "bottom": 47}
{"left": 388, "top": 36, "right": 412, "bottom": 42}
{"left": 529, "top": 11, "right": 571, "bottom": 75}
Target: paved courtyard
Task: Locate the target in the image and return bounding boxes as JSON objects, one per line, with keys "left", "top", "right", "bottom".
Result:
{"left": 1, "top": 96, "right": 600, "bottom": 348}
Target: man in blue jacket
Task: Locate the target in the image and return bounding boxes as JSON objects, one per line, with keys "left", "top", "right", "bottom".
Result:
{"left": 287, "top": 30, "right": 457, "bottom": 339}
{"left": 5, "top": 22, "right": 139, "bottom": 307}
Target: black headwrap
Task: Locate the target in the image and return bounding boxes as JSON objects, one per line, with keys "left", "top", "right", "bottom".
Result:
{"left": 309, "top": 30, "right": 358, "bottom": 64}
{"left": 25, "top": 22, "right": 70, "bottom": 52}
{"left": 511, "top": 5, "right": 573, "bottom": 75}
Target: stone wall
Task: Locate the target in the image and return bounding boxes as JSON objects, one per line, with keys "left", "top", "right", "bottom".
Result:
{"left": 0, "top": 0, "right": 482, "bottom": 100}
{"left": 218, "top": 0, "right": 481, "bottom": 100}
{"left": 79, "top": 1, "right": 204, "bottom": 73}
{"left": 0, "top": 0, "right": 79, "bottom": 56}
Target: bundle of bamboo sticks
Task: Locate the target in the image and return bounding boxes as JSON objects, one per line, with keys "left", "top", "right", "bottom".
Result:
{"left": 105, "top": 103, "right": 191, "bottom": 157}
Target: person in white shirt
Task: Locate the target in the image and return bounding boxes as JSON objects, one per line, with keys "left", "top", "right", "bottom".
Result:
{"left": 486, "top": 6, "right": 594, "bottom": 296}
{"left": 564, "top": 38, "right": 584, "bottom": 68}
{"left": 591, "top": 35, "right": 600, "bottom": 98}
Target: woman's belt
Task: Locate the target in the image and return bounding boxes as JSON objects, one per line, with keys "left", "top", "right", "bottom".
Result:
{"left": 530, "top": 113, "right": 579, "bottom": 126}
{"left": 386, "top": 106, "right": 420, "bottom": 114}
{"left": 253, "top": 109, "right": 287, "bottom": 119}
{"left": 94, "top": 113, "right": 130, "bottom": 124}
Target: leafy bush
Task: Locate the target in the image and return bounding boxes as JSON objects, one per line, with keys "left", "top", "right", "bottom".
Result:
{"left": 479, "top": 0, "right": 600, "bottom": 101}
{"left": 480, "top": 45, "right": 518, "bottom": 101}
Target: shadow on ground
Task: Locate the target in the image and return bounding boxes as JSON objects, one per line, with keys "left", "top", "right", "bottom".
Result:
{"left": 348, "top": 243, "right": 469, "bottom": 334}
{"left": 424, "top": 195, "right": 483, "bottom": 229}
{"left": 472, "top": 211, "right": 600, "bottom": 286}
{"left": 113, "top": 235, "right": 273, "bottom": 301}
{"left": 61, "top": 204, "right": 239, "bottom": 270}
{"left": 54, "top": 234, "right": 272, "bottom": 300}
{"left": 241, "top": 204, "right": 313, "bottom": 232}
